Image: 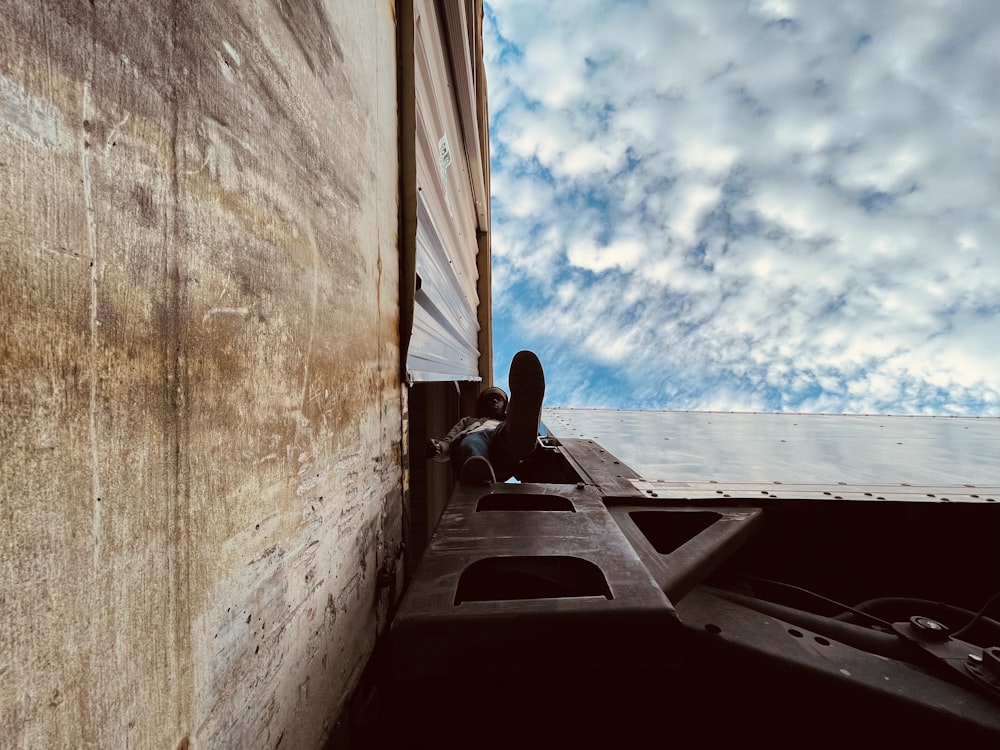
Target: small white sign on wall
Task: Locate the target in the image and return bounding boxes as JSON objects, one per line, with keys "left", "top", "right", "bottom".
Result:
{"left": 438, "top": 133, "right": 453, "bottom": 216}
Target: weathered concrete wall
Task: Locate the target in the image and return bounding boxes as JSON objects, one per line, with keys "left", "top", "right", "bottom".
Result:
{"left": 0, "top": 2, "right": 402, "bottom": 748}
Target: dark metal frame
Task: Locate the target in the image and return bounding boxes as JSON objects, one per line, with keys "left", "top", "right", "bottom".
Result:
{"left": 378, "top": 434, "right": 1000, "bottom": 749}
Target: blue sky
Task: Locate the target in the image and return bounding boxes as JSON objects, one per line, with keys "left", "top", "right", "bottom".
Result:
{"left": 483, "top": 0, "right": 1000, "bottom": 415}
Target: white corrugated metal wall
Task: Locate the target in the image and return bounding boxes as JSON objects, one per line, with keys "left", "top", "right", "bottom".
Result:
{"left": 406, "top": 0, "right": 489, "bottom": 382}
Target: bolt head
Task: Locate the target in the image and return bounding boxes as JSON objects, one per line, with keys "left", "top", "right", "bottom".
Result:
{"left": 910, "top": 615, "right": 949, "bottom": 641}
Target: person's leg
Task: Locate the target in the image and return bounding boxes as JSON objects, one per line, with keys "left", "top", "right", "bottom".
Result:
{"left": 452, "top": 429, "right": 500, "bottom": 483}
{"left": 498, "top": 350, "right": 545, "bottom": 460}
{"left": 451, "top": 429, "right": 491, "bottom": 468}
{"left": 484, "top": 437, "right": 518, "bottom": 482}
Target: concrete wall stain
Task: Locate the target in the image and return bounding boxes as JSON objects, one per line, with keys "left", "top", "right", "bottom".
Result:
{"left": 2, "top": 2, "right": 401, "bottom": 748}
{"left": 277, "top": 0, "right": 345, "bottom": 76}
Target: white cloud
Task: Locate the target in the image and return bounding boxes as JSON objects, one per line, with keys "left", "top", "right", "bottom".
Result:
{"left": 566, "top": 237, "right": 644, "bottom": 273}
{"left": 671, "top": 183, "right": 722, "bottom": 244}
{"left": 484, "top": 0, "right": 1000, "bottom": 415}
{"left": 560, "top": 142, "right": 625, "bottom": 177}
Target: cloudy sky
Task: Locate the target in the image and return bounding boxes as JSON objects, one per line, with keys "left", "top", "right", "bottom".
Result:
{"left": 482, "top": 0, "right": 999, "bottom": 415}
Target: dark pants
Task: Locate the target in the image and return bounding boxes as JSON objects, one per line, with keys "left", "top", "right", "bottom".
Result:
{"left": 451, "top": 426, "right": 519, "bottom": 481}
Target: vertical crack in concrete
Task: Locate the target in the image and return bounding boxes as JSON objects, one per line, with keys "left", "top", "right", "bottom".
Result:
{"left": 165, "top": 0, "right": 194, "bottom": 732}
{"left": 300, "top": 222, "right": 320, "bottom": 417}
{"left": 80, "top": 27, "right": 102, "bottom": 566}
{"left": 40, "top": 3, "right": 54, "bottom": 108}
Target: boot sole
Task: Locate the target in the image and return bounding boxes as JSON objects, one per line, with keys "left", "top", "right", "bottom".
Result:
{"left": 505, "top": 350, "right": 545, "bottom": 459}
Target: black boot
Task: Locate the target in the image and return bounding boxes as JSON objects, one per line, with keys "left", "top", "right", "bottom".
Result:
{"left": 503, "top": 350, "right": 545, "bottom": 460}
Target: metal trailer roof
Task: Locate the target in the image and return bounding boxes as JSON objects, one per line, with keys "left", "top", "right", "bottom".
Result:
{"left": 542, "top": 409, "right": 1000, "bottom": 504}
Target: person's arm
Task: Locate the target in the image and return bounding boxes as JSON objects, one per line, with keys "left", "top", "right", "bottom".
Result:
{"left": 426, "top": 417, "right": 478, "bottom": 462}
